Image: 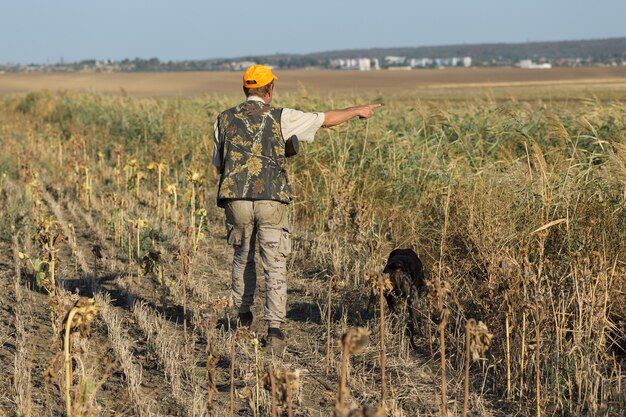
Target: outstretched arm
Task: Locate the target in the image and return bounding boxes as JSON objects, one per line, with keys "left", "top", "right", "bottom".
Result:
{"left": 322, "top": 104, "right": 382, "bottom": 128}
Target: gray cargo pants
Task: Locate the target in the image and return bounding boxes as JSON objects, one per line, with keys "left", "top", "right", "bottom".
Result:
{"left": 224, "top": 200, "right": 291, "bottom": 328}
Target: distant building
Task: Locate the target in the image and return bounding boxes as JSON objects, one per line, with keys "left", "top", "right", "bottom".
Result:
{"left": 329, "top": 58, "right": 373, "bottom": 70}
{"left": 519, "top": 59, "right": 552, "bottom": 69}
{"left": 409, "top": 56, "right": 471, "bottom": 68}
{"left": 410, "top": 58, "right": 433, "bottom": 67}
{"left": 231, "top": 61, "right": 256, "bottom": 71}
{"left": 384, "top": 56, "right": 406, "bottom": 66}
{"left": 357, "top": 58, "right": 371, "bottom": 71}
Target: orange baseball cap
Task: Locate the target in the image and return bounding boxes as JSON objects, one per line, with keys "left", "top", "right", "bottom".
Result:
{"left": 243, "top": 64, "right": 278, "bottom": 88}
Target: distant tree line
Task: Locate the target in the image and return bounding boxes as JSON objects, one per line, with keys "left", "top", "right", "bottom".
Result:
{"left": 2, "top": 37, "right": 624, "bottom": 72}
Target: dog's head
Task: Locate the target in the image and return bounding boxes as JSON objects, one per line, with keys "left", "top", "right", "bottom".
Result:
{"left": 383, "top": 248, "right": 426, "bottom": 290}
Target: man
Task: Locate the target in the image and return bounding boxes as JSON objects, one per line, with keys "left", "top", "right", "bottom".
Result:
{"left": 213, "top": 64, "right": 380, "bottom": 347}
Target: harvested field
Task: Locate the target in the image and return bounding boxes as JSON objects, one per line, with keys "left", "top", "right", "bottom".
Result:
{"left": 0, "top": 75, "right": 624, "bottom": 417}
{"left": 1, "top": 67, "right": 626, "bottom": 99}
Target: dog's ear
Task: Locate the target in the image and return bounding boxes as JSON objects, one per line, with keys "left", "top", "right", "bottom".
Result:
{"left": 386, "top": 248, "right": 401, "bottom": 263}
{"left": 403, "top": 248, "right": 425, "bottom": 283}
{"left": 383, "top": 261, "right": 404, "bottom": 274}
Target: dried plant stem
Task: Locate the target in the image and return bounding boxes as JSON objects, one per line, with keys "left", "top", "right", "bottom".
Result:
{"left": 286, "top": 383, "right": 293, "bottom": 417}
{"left": 436, "top": 188, "right": 451, "bottom": 417}
{"left": 379, "top": 276, "right": 386, "bottom": 408}
{"left": 254, "top": 341, "right": 260, "bottom": 417}
{"left": 127, "top": 232, "right": 132, "bottom": 263}
{"left": 326, "top": 277, "right": 333, "bottom": 375}
{"left": 535, "top": 244, "right": 544, "bottom": 417}
{"left": 179, "top": 245, "right": 190, "bottom": 356}
{"left": 157, "top": 164, "right": 162, "bottom": 217}
{"left": 135, "top": 171, "right": 141, "bottom": 199}
{"left": 84, "top": 167, "right": 91, "bottom": 209}
{"left": 207, "top": 362, "right": 214, "bottom": 411}
{"left": 438, "top": 315, "right": 448, "bottom": 417}
{"left": 64, "top": 307, "right": 80, "bottom": 417}
{"left": 535, "top": 315, "right": 541, "bottom": 417}
{"left": 520, "top": 312, "right": 527, "bottom": 400}
{"left": 230, "top": 338, "right": 235, "bottom": 417}
{"left": 183, "top": 275, "right": 188, "bottom": 356}
{"left": 49, "top": 250, "right": 56, "bottom": 295}
{"left": 338, "top": 332, "right": 352, "bottom": 406}
{"left": 268, "top": 366, "right": 278, "bottom": 417}
{"left": 117, "top": 208, "right": 123, "bottom": 247}
{"left": 358, "top": 119, "right": 370, "bottom": 170}
{"left": 505, "top": 315, "right": 511, "bottom": 399}
{"left": 428, "top": 299, "right": 434, "bottom": 355}
{"left": 190, "top": 183, "right": 196, "bottom": 245}
{"left": 206, "top": 335, "right": 217, "bottom": 412}
{"left": 463, "top": 319, "right": 470, "bottom": 417}
{"left": 136, "top": 223, "right": 141, "bottom": 260}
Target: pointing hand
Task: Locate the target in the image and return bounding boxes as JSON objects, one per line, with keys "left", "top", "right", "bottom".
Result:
{"left": 356, "top": 103, "right": 383, "bottom": 119}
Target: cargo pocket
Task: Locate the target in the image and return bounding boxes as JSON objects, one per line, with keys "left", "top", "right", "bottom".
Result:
{"left": 226, "top": 223, "right": 243, "bottom": 247}
{"left": 278, "top": 227, "right": 291, "bottom": 256}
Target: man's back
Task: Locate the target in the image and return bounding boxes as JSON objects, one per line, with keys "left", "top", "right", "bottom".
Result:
{"left": 216, "top": 100, "right": 291, "bottom": 207}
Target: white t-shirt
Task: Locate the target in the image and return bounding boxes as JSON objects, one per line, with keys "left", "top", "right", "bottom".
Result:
{"left": 212, "top": 96, "right": 324, "bottom": 169}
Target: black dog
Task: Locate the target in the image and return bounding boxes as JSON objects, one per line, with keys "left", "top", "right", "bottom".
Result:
{"left": 383, "top": 248, "right": 426, "bottom": 349}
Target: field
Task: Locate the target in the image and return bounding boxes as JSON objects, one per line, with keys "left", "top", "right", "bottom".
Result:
{"left": 2, "top": 67, "right": 626, "bottom": 98}
{"left": 0, "top": 68, "right": 624, "bottom": 417}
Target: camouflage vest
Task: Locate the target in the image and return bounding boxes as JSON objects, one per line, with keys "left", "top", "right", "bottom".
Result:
{"left": 216, "top": 100, "right": 291, "bottom": 207}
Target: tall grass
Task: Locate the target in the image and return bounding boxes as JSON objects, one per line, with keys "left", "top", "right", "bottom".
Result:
{"left": 294, "top": 97, "right": 626, "bottom": 415}
{"left": 1, "top": 90, "right": 624, "bottom": 415}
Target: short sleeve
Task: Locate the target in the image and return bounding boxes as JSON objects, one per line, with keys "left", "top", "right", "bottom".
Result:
{"left": 212, "top": 119, "right": 221, "bottom": 169}
{"left": 280, "top": 108, "right": 325, "bottom": 143}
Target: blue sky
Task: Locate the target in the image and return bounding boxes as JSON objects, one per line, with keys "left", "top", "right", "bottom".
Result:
{"left": 1, "top": 0, "right": 624, "bottom": 64}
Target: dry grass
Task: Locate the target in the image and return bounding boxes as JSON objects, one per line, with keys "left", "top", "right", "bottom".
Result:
{"left": 11, "top": 238, "right": 33, "bottom": 417}
{"left": 0, "top": 83, "right": 624, "bottom": 416}
{"left": 132, "top": 301, "right": 207, "bottom": 417}
{"left": 96, "top": 293, "right": 153, "bottom": 416}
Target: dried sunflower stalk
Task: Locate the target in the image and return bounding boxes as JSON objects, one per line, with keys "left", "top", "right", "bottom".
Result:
{"left": 467, "top": 319, "right": 493, "bottom": 361}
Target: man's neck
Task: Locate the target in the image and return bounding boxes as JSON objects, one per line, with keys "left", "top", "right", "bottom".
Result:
{"left": 247, "top": 94, "right": 271, "bottom": 104}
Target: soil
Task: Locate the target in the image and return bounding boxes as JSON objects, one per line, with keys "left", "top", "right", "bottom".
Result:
{"left": 0, "top": 67, "right": 625, "bottom": 98}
